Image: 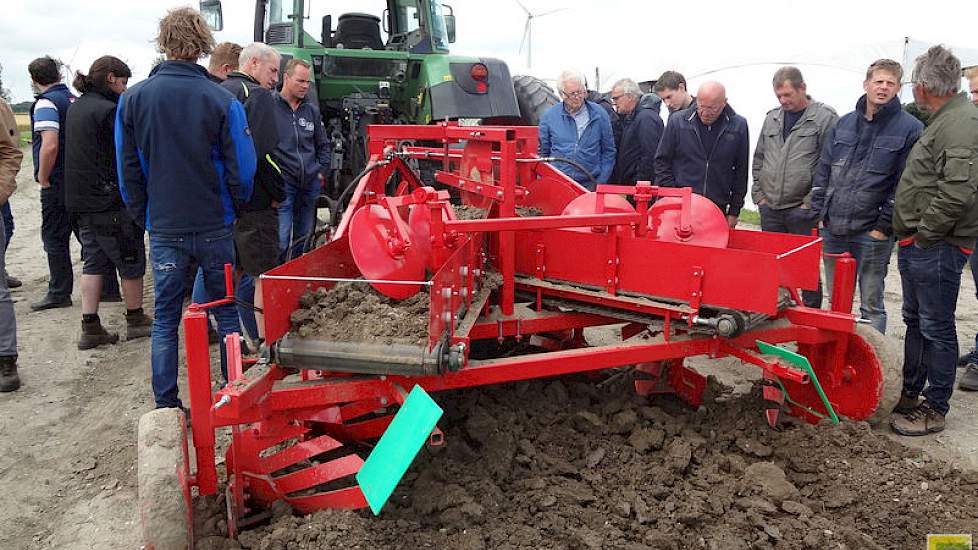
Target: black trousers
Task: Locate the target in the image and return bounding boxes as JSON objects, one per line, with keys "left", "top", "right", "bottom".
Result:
{"left": 759, "top": 204, "right": 823, "bottom": 308}
{"left": 40, "top": 185, "right": 122, "bottom": 299}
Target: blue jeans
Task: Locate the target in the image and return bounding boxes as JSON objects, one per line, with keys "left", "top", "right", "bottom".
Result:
{"left": 193, "top": 268, "right": 257, "bottom": 342}
{"left": 149, "top": 228, "right": 240, "bottom": 409}
{"left": 1, "top": 202, "right": 13, "bottom": 246}
{"left": 899, "top": 242, "right": 970, "bottom": 415}
{"left": 822, "top": 230, "right": 894, "bottom": 334}
{"left": 278, "top": 181, "right": 321, "bottom": 261}
{"left": 236, "top": 273, "right": 258, "bottom": 341}
{"left": 0, "top": 214, "right": 16, "bottom": 357}
{"left": 965, "top": 253, "right": 978, "bottom": 364}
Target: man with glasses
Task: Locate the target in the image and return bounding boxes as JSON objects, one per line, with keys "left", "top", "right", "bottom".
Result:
{"left": 653, "top": 81, "right": 749, "bottom": 228}
{"left": 609, "top": 78, "right": 663, "bottom": 184}
{"left": 274, "top": 58, "right": 329, "bottom": 260}
{"left": 538, "top": 70, "right": 616, "bottom": 190}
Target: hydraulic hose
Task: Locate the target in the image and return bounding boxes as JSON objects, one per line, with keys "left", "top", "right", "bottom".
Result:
{"left": 534, "top": 156, "right": 598, "bottom": 189}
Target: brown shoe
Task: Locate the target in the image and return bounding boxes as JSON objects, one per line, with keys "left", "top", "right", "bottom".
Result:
{"left": 892, "top": 394, "right": 920, "bottom": 414}
{"left": 125, "top": 310, "right": 154, "bottom": 341}
{"left": 78, "top": 319, "right": 119, "bottom": 350}
{"left": 890, "top": 402, "right": 945, "bottom": 436}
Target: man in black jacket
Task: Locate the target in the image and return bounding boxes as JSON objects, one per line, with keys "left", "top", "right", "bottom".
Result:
{"left": 654, "top": 81, "right": 749, "bottom": 228}
{"left": 275, "top": 58, "right": 329, "bottom": 260}
{"left": 222, "top": 42, "right": 284, "bottom": 342}
{"left": 64, "top": 56, "right": 153, "bottom": 350}
{"left": 609, "top": 78, "right": 663, "bottom": 183}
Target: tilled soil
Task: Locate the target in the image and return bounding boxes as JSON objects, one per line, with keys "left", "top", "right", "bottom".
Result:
{"left": 289, "top": 283, "right": 430, "bottom": 346}
{"left": 454, "top": 205, "right": 544, "bottom": 220}
{"left": 210, "top": 375, "right": 978, "bottom": 550}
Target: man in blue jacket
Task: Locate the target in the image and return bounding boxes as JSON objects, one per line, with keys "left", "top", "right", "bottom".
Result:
{"left": 654, "top": 81, "right": 750, "bottom": 228}
{"left": 116, "top": 7, "right": 257, "bottom": 410}
{"left": 275, "top": 58, "right": 329, "bottom": 260}
{"left": 810, "top": 59, "right": 923, "bottom": 335}
{"left": 538, "top": 70, "right": 616, "bottom": 190}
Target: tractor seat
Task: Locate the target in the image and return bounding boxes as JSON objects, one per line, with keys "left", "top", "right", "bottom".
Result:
{"left": 334, "top": 13, "right": 384, "bottom": 50}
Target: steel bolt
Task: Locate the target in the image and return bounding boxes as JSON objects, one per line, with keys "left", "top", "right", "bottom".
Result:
{"left": 379, "top": 397, "right": 388, "bottom": 406}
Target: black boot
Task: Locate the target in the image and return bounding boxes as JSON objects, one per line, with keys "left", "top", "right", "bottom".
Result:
{"left": 4, "top": 271, "right": 21, "bottom": 289}
{"left": 0, "top": 355, "right": 19, "bottom": 392}
{"left": 125, "top": 309, "right": 154, "bottom": 341}
{"left": 78, "top": 316, "right": 119, "bottom": 350}
{"left": 31, "top": 294, "right": 72, "bottom": 311}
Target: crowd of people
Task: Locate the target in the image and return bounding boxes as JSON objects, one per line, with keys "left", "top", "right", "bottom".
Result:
{"left": 0, "top": 7, "right": 330, "bottom": 413}
{"left": 540, "top": 48, "right": 978, "bottom": 436}
{"left": 0, "top": 6, "right": 976, "bottom": 438}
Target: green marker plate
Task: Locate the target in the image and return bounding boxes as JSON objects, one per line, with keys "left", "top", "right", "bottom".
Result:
{"left": 356, "top": 385, "right": 444, "bottom": 515}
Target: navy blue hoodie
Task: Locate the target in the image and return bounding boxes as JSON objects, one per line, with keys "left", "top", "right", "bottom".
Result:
{"left": 115, "top": 61, "right": 256, "bottom": 233}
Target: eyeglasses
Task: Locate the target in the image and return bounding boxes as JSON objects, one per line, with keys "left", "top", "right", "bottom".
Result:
{"left": 610, "top": 94, "right": 624, "bottom": 104}
{"left": 560, "top": 89, "right": 587, "bottom": 99}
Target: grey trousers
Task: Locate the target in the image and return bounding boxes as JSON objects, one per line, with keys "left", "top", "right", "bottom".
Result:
{"left": 0, "top": 212, "right": 17, "bottom": 356}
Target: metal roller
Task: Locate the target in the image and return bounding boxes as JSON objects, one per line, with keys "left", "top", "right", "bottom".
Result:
{"left": 273, "top": 336, "right": 455, "bottom": 376}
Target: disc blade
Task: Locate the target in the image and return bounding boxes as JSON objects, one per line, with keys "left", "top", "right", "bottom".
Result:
{"left": 348, "top": 205, "right": 425, "bottom": 300}
{"left": 560, "top": 193, "right": 635, "bottom": 234}
{"left": 408, "top": 204, "right": 436, "bottom": 271}
{"left": 647, "top": 193, "right": 729, "bottom": 248}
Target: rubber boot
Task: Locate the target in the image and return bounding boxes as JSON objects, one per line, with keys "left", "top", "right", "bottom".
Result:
{"left": 0, "top": 355, "right": 20, "bottom": 392}
{"left": 78, "top": 317, "right": 119, "bottom": 350}
{"left": 125, "top": 309, "right": 154, "bottom": 341}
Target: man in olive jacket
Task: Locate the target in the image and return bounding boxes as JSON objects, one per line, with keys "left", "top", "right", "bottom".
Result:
{"left": 889, "top": 46, "right": 978, "bottom": 437}
{"left": 752, "top": 67, "right": 838, "bottom": 307}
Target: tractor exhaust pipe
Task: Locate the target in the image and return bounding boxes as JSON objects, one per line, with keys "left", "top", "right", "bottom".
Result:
{"left": 272, "top": 336, "right": 460, "bottom": 376}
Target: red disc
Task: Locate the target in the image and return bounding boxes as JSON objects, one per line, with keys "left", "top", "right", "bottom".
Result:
{"left": 407, "top": 203, "right": 437, "bottom": 271}
{"left": 560, "top": 193, "right": 636, "bottom": 233}
{"left": 647, "top": 194, "right": 730, "bottom": 248}
{"left": 348, "top": 205, "right": 425, "bottom": 300}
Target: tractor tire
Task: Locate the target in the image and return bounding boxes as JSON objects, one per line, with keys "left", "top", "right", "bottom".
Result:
{"left": 138, "top": 408, "right": 193, "bottom": 550}
{"left": 512, "top": 75, "right": 559, "bottom": 126}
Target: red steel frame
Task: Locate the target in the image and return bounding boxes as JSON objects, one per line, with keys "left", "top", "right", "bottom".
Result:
{"left": 179, "top": 122, "right": 874, "bottom": 529}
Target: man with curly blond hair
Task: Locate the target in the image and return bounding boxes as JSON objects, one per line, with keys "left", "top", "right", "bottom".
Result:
{"left": 115, "top": 6, "right": 256, "bottom": 410}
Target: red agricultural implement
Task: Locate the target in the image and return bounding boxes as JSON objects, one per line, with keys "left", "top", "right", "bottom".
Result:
{"left": 136, "top": 123, "right": 900, "bottom": 549}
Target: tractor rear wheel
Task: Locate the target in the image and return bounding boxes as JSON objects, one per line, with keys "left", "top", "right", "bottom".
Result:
{"left": 512, "top": 75, "right": 558, "bottom": 126}
{"left": 138, "top": 408, "right": 193, "bottom": 550}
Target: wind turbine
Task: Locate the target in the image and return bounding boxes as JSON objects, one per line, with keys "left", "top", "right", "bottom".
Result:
{"left": 515, "top": 1, "right": 566, "bottom": 69}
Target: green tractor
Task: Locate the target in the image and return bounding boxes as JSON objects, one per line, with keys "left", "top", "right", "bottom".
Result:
{"left": 200, "top": 0, "right": 557, "bottom": 200}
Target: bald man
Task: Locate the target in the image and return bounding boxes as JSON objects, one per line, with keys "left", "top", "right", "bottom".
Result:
{"left": 653, "top": 81, "right": 749, "bottom": 228}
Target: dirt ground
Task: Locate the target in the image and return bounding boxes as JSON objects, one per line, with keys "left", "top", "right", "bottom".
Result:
{"left": 2, "top": 144, "right": 978, "bottom": 549}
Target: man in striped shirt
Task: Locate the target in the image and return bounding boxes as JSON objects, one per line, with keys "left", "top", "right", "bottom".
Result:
{"left": 28, "top": 56, "right": 77, "bottom": 311}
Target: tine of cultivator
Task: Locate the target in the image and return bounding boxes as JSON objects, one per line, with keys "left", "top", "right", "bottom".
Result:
{"left": 756, "top": 340, "right": 840, "bottom": 425}
{"left": 761, "top": 373, "right": 785, "bottom": 429}
{"left": 762, "top": 383, "right": 785, "bottom": 405}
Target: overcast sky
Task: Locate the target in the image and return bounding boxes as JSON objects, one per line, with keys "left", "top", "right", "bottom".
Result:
{"left": 2, "top": 0, "right": 976, "bottom": 165}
